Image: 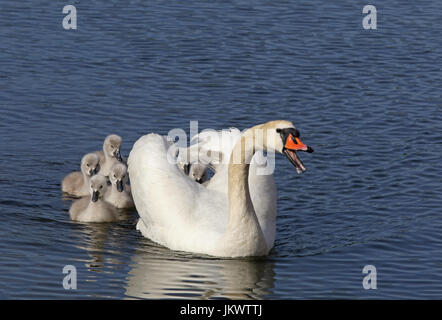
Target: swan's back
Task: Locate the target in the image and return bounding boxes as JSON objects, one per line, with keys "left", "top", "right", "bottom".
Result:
{"left": 128, "top": 134, "right": 229, "bottom": 255}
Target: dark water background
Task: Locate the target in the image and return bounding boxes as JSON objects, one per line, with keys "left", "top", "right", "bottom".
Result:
{"left": 0, "top": 0, "right": 441, "bottom": 299}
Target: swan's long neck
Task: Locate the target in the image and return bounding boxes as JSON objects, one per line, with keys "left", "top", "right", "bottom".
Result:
{"left": 223, "top": 125, "right": 268, "bottom": 256}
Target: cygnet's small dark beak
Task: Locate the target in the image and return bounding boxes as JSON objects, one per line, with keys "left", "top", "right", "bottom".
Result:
{"left": 116, "top": 180, "right": 124, "bottom": 192}
{"left": 91, "top": 191, "right": 99, "bottom": 202}
{"left": 114, "top": 150, "right": 123, "bottom": 162}
{"left": 93, "top": 164, "right": 100, "bottom": 175}
{"left": 183, "top": 163, "right": 190, "bottom": 175}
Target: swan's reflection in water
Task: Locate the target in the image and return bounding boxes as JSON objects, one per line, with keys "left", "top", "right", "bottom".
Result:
{"left": 69, "top": 214, "right": 274, "bottom": 299}
{"left": 125, "top": 240, "right": 275, "bottom": 300}
{"left": 71, "top": 209, "right": 135, "bottom": 272}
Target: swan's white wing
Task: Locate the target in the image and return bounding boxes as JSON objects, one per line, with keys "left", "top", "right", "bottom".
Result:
{"left": 128, "top": 133, "right": 228, "bottom": 255}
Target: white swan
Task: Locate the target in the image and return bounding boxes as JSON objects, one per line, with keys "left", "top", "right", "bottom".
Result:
{"left": 128, "top": 120, "right": 313, "bottom": 257}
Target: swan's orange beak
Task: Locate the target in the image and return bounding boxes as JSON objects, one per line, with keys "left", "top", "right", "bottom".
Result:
{"left": 283, "top": 134, "right": 314, "bottom": 174}
{"left": 285, "top": 134, "right": 311, "bottom": 152}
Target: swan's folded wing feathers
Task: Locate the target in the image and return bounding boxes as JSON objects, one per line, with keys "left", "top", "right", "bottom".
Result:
{"left": 128, "top": 133, "right": 227, "bottom": 253}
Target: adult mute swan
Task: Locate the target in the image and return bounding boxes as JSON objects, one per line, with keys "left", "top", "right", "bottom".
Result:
{"left": 128, "top": 120, "right": 313, "bottom": 257}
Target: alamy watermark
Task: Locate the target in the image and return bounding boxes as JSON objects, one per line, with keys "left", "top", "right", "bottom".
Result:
{"left": 166, "top": 121, "right": 276, "bottom": 176}
{"left": 362, "top": 5, "right": 377, "bottom": 30}
{"left": 62, "top": 4, "right": 377, "bottom": 31}
{"left": 362, "top": 265, "right": 377, "bottom": 289}
{"left": 62, "top": 5, "right": 77, "bottom": 30}
{"left": 62, "top": 265, "right": 77, "bottom": 290}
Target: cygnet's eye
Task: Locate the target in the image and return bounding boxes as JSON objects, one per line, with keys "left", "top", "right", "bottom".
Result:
{"left": 86, "top": 164, "right": 90, "bottom": 167}
{"left": 114, "top": 174, "right": 117, "bottom": 178}
{"left": 110, "top": 145, "right": 114, "bottom": 149}
{"left": 100, "top": 185, "right": 103, "bottom": 189}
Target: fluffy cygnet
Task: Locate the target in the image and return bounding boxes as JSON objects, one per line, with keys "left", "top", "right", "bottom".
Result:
{"left": 105, "top": 163, "right": 134, "bottom": 209}
{"left": 95, "top": 134, "right": 124, "bottom": 177}
{"left": 69, "top": 175, "right": 119, "bottom": 222}
{"left": 188, "top": 163, "right": 209, "bottom": 184}
{"left": 62, "top": 153, "right": 100, "bottom": 197}
{"left": 176, "top": 147, "right": 209, "bottom": 184}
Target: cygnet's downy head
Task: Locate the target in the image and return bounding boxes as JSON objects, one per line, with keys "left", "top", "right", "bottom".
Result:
{"left": 103, "top": 134, "right": 123, "bottom": 162}
{"left": 189, "top": 163, "right": 208, "bottom": 184}
{"left": 178, "top": 162, "right": 190, "bottom": 175}
{"left": 81, "top": 153, "right": 100, "bottom": 176}
{"left": 89, "top": 175, "right": 108, "bottom": 202}
{"left": 109, "top": 163, "right": 128, "bottom": 192}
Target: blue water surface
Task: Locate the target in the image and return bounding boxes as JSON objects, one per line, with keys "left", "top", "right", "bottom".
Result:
{"left": 0, "top": 0, "right": 441, "bottom": 299}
